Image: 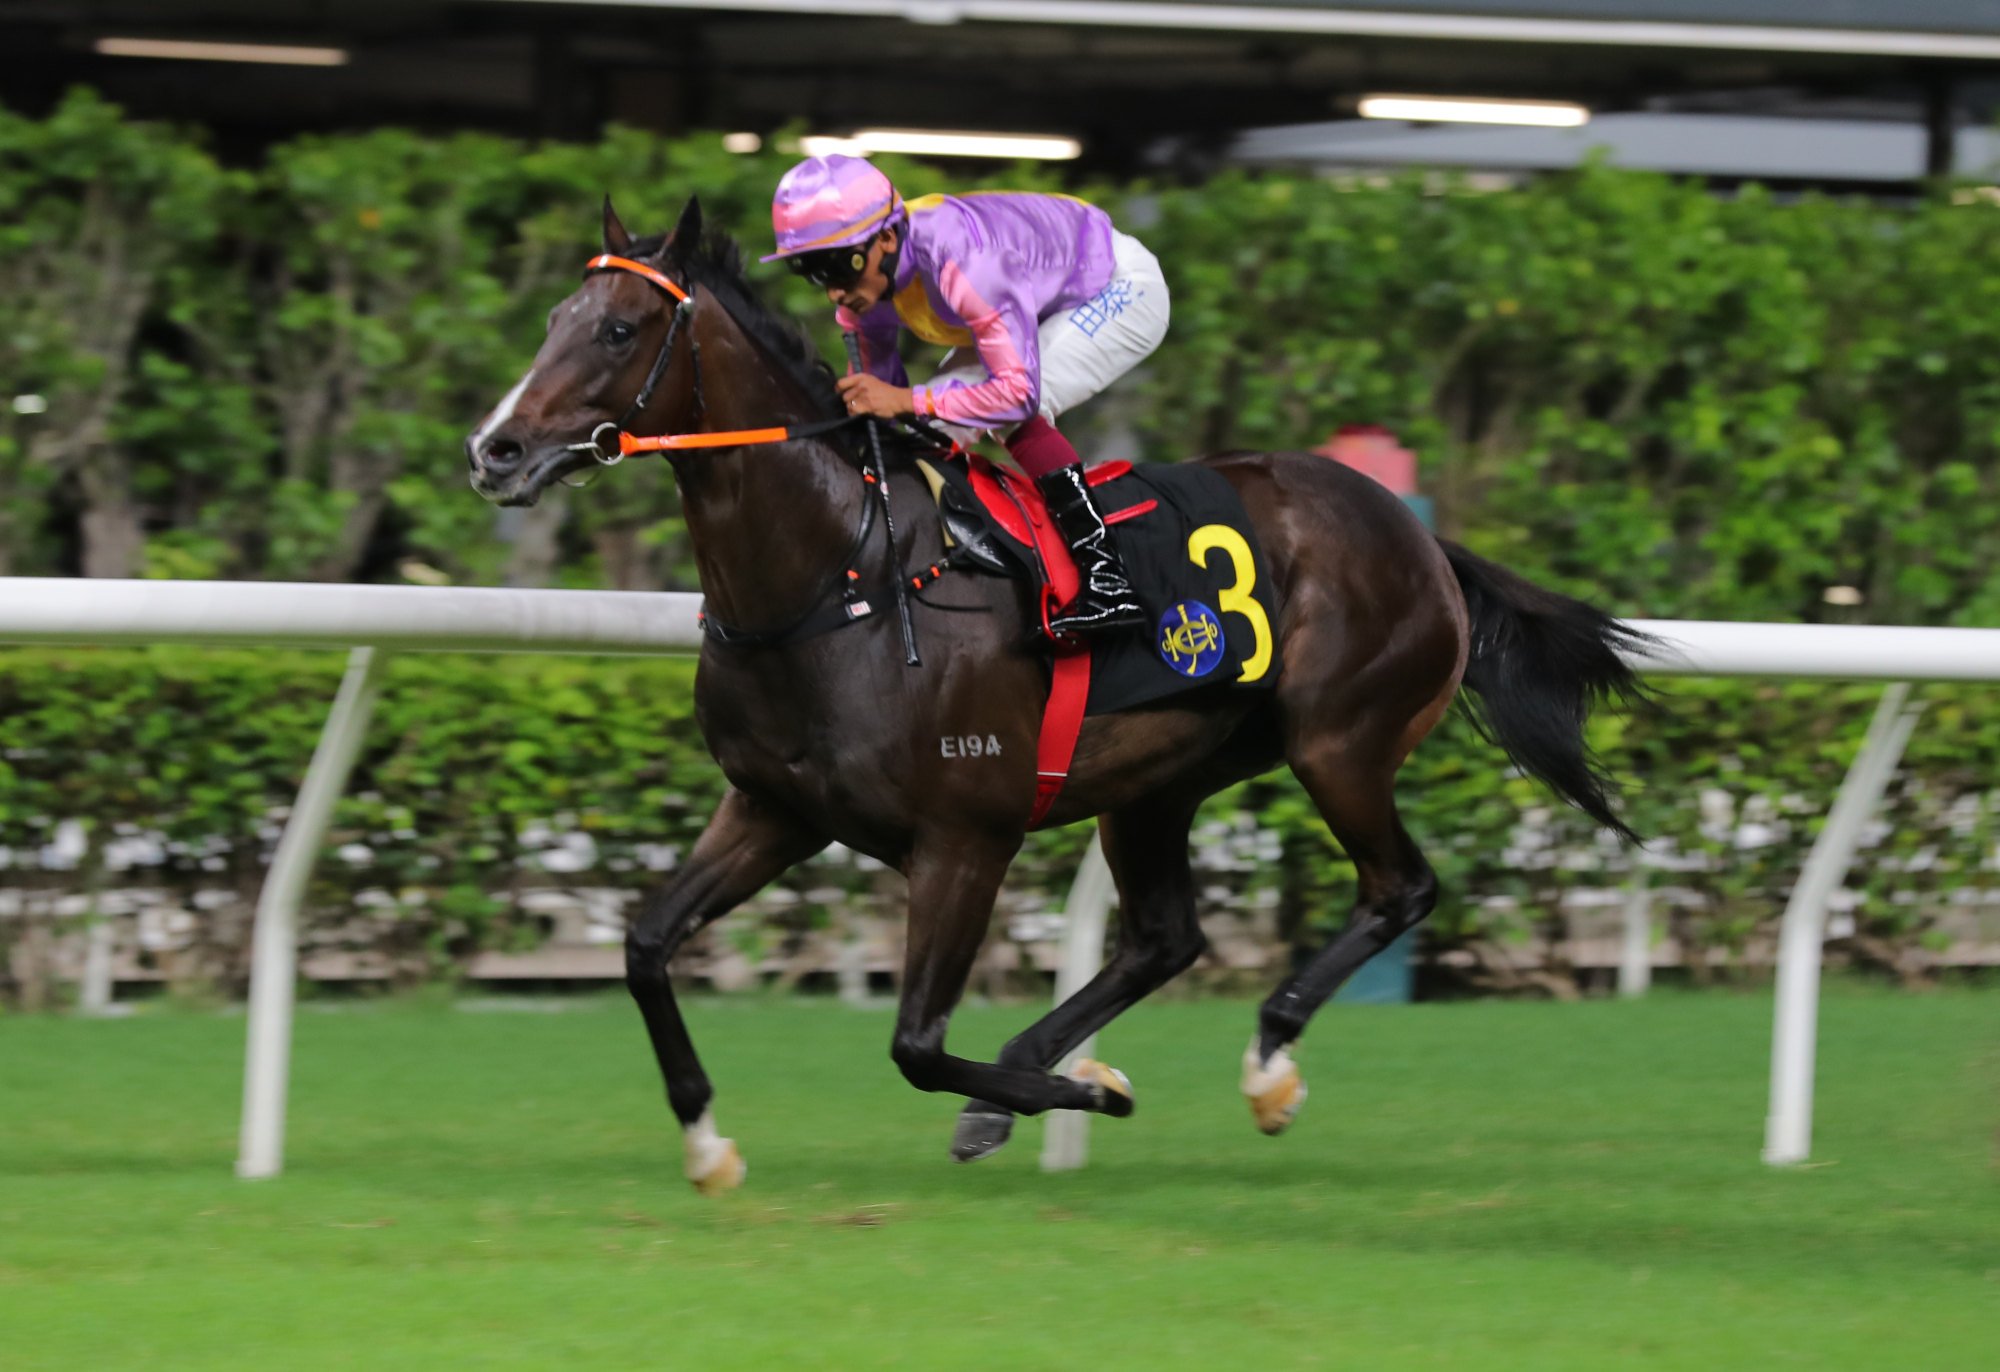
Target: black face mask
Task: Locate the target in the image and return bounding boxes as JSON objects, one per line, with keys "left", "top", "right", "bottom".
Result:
{"left": 787, "top": 240, "right": 874, "bottom": 290}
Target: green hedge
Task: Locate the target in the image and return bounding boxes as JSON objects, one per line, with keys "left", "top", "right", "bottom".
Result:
{"left": 1148, "top": 169, "right": 2000, "bottom": 626}
{"left": 1, "top": 650, "right": 1993, "bottom": 989}
{"left": 5, "top": 87, "right": 1999, "bottom": 621}
{"left": 4, "top": 92, "right": 2000, "bottom": 992}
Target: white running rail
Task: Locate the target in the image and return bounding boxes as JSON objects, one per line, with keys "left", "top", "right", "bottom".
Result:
{"left": 2, "top": 580, "right": 1992, "bottom": 1176}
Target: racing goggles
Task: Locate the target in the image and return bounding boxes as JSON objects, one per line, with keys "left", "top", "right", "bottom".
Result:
{"left": 785, "top": 239, "right": 875, "bottom": 290}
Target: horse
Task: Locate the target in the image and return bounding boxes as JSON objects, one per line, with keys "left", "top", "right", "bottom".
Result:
{"left": 463, "top": 196, "right": 1650, "bottom": 1194}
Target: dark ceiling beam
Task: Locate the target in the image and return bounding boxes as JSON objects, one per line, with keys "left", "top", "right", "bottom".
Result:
{"left": 1924, "top": 75, "right": 1959, "bottom": 178}
{"left": 477, "top": 1, "right": 2000, "bottom": 60}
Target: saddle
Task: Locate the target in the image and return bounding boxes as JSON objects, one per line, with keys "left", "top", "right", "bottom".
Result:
{"left": 914, "top": 451, "right": 1281, "bottom": 826}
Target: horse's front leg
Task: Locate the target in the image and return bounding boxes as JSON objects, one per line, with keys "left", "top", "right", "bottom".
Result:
{"left": 952, "top": 793, "right": 1208, "bottom": 1161}
{"left": 626, "top": 787, "right": 823, "bottom": 1194}
{"left": 889, "top": 831, "right": 1129, "bottom": 1154}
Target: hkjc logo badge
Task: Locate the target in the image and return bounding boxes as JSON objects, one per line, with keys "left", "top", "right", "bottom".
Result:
{"left": 1158, "top": 600, "right": 1226, "bottom": 677}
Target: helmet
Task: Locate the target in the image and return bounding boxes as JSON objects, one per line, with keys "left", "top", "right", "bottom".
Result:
{"left": 760, "top": 153, "right": 904, "bottom": 263}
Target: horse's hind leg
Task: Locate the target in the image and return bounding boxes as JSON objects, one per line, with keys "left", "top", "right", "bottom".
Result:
{"left": 1246, "top": 743, "right": 1439, "bottom": 1135}
{"left": 626, "top": 787, "right": 824, "bottom": 1193}
{"left": 952, "top": 794, "right": 1208, "bottom": 1161}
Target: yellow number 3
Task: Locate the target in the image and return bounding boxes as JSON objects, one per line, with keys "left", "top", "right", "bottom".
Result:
{"left": 1187, "top": 524, "right": 1273, "bottom": 683}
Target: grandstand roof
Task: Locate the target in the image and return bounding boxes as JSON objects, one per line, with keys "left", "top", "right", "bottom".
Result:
{"left": 2, "top": 1, "right": 1996, "bottom": 182}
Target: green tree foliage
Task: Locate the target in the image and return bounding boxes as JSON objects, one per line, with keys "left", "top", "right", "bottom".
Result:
{"left": 0, "top": 89, "right": 243, "bottom": 577}
{"left": 1141, "top": 166, "right": 2000, "bottom": 625}
{"left": 3, "top": 93, "right": 1998, "bottom": 986}
{"left": 5, "top": 93, "right": 1997, "bottom": 623}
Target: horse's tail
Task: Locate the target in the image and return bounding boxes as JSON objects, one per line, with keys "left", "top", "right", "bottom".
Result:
{"left": 1439, "top": 539, "right": 1656, "bottom": 841}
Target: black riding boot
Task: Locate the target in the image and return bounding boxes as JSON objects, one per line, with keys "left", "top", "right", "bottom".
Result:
{"left": 1036, "top": 464, "right": 1146, "bottom": 637}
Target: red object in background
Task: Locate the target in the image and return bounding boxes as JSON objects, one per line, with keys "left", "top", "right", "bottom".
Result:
{"left": 1315, "top": 424, "right": 1418, "bottom": 496}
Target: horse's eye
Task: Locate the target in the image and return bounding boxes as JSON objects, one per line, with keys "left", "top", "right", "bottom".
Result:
{"left": 603, "top": 321, "right": 636, "bottom": 346}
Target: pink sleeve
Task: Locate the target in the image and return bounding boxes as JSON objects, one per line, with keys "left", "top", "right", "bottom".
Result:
{"left": 909, "top": 256, "right": 1039, "bottom": 429}
{"left": 836, "top": 302, "right": 908, "bottom": 387}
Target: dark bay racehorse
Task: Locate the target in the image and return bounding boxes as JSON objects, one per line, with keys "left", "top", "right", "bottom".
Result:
{"left": 464, "top": 198, "right": 1649, "bottom": 1193}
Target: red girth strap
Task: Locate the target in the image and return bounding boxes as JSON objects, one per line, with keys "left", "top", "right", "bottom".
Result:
{"left": 1030, "top": 646, "right": 1091, "bottom": 829}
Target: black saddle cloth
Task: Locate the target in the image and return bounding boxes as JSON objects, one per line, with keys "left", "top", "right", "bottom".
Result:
{"left": 920, "top": 456, "right": 1282, "bottom": 715}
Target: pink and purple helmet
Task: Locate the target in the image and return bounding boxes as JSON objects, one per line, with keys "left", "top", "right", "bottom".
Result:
{"left": 760, "top": 153, "right": 905, "bottom": 263}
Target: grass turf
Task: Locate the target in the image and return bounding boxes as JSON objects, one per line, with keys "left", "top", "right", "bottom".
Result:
{"left": 1, "top": 985, "right": 1995, "bottom": 1370}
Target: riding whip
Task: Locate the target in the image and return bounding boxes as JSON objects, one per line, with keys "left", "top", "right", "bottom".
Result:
{"left": 844, "top": 332, "right": 921, "bottom": 666}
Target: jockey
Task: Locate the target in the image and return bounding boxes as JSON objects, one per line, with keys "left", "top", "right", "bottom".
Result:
{"left": 763, "top": 153, "right": 1170, "bottom": 638}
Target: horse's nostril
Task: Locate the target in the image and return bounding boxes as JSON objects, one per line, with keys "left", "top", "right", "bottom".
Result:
{"left": 482, "top": 436, "right": 525, "bottom": 472}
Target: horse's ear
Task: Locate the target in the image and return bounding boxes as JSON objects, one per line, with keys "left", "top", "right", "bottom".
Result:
{"left": 601, "top": 195, "right": 632, "bottom": 254}
{"left": 667, "top": 195, "right": 703, "bottom": 254}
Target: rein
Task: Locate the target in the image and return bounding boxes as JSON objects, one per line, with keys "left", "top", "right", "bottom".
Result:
{"left": 568, "top": 252, "right": 964, "bottom": 467}
{"left": 576, "top": 251, "right": 962, "bottom": 653}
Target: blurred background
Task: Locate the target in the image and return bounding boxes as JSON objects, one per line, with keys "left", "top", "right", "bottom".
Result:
{"left": 10, "top": 2, "right": 2000, "bottom": 179}
{"left": 3, "top": 1, "right": 1999, "bottom": 1007}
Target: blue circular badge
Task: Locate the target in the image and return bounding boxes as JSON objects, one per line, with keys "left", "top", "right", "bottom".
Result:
{"left": 1157, "top": 600, "right": 1227, "bottom": 678}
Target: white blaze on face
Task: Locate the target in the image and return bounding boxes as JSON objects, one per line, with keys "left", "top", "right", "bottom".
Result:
{"left": 472, "top": 368, "right": 536, "bottom": 451}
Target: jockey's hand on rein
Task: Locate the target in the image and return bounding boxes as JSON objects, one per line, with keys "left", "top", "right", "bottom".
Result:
{"left": 836, "top": 373, "right": 915, "bottom": 421}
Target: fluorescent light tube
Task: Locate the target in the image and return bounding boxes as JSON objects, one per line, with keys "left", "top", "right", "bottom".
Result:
{"left": 1359, "top": 95, "right": 1589, "bottom": 128}
{"left": 95, "top": 38, "right": 350, "bottom": 67}
{"left": 798, "top": 135, "right": 872, "bottom": 157}
{"left": 802, "top": 129, "right": 1082, "bottom": 160}
{"left": 854, "top": 129, "right": 1081, "bottom": 159}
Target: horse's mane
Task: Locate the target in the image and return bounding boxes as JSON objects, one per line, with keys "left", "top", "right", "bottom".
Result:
{"left": 630, "top": 226, "right": 850, "bottom": 431}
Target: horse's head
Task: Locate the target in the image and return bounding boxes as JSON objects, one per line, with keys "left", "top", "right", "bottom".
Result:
{"left": 466, "top": 196, "right": 705, "bottom": 506}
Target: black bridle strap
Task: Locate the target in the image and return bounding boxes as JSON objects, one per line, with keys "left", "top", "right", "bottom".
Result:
{"left": 620, "top": 293, "right": 696, "bottom": 433}
{"left": 569, "top": 254, "right": 700, "bottom": 465}
{"left": 577, "top": 252, "right": 965, "bottom": 652}
{"left": 700, "top": 466, "right": 882, "bottom": 647}
{"left": 583, "top": 254, "right": 694, "bottom": 433}
{"left": 579, "top": 252, "right": 968, "bottom": 461}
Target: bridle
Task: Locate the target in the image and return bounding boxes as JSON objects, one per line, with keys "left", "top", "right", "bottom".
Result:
{"left": 559, "top": 250, "right": 962, "bottom": 663}
{"left": 559, "top": 253, "right": 702, "bottom": 468}
{"left": 564, "top": 252, "right": 920, "bottom": 470}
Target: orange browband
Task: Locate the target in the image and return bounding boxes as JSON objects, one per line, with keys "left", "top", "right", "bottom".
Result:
{"left": 584, "top": 253, "right": 692, "bottom": 303}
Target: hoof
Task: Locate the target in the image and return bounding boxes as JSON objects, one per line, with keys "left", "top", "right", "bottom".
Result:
{"left": 1070, "top": 1057, "right": 1135, "bottom": 1118}
{"left": 951, "top": 1108, "right": 1015, "bottom": 1163}
{"left": 1242, "top": 1041, "right": 1307, "bottom": 1136}
{"left": 684, "top": 1111, "right": 746, "bottom": 1195}
{"left": 688, "top": 1139, "right": 746, "bottom": 1195}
